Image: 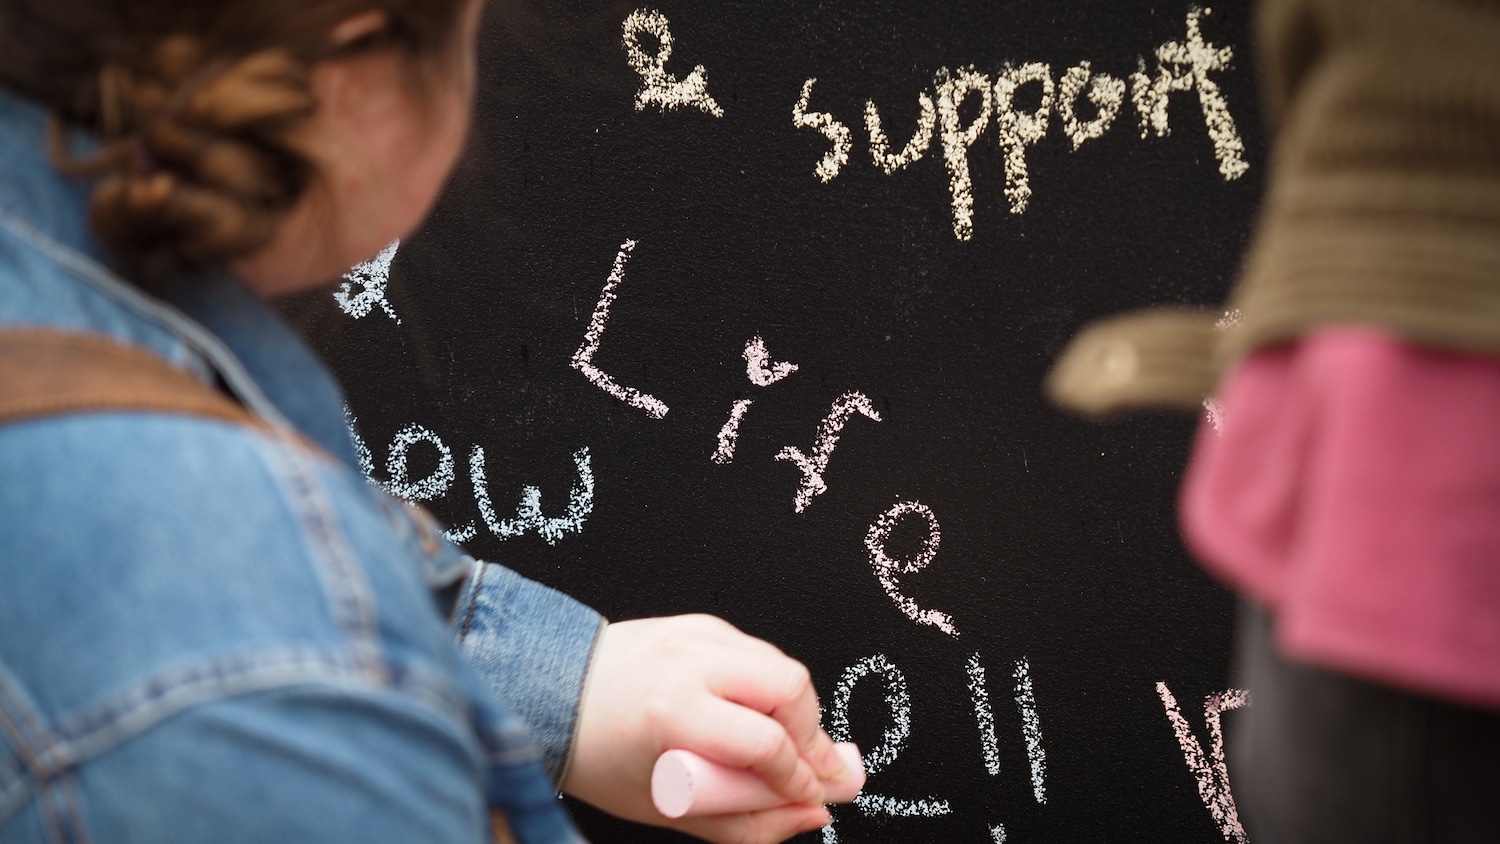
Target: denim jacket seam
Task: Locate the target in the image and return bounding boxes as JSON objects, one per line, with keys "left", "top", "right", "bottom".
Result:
{"left": 255, "top": 439, "right": 387, "bottom": 679}
{"left": 22, "top": 646, "right": 470, "bottom": 780}
{"left": 0, "top": 766, "right": 30, "bottom": 830}
{"left": 0, "top": 200, "right": 292, "bottom": 431}
{"left": 0, "top": 663, "right": 60, "bottom": 781}
{"left": 477, "top": 720, "right": 546, "bottom": 769}
{"left": 52, "top": 773, "right": 90, "bottom": 844}
{"left": 457, "top": 562, "right": 490, "bottom": 643}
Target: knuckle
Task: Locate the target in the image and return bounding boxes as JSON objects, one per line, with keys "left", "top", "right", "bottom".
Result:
{"left": 744, "top": 728, "right": 787, "bottom": 767}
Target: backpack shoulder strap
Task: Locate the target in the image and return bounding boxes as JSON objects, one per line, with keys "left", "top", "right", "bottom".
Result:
{"left": 0, "top": 328, "right": 264, "bottom": 429}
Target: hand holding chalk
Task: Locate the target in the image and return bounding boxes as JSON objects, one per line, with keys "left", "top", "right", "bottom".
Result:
{"left": 652, "top": 742, "right": 866, "bottom": 819}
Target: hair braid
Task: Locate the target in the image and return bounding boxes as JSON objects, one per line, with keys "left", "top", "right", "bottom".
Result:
{"left": 70, "top": 38, "right": 316, "bottom": 276}
{"left": 0, "top": 0, "right": 469, "bottom": 282}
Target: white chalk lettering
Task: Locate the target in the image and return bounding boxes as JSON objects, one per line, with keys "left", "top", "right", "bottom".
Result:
{"left": 967, "top": 653, "right": 1001, "bottom": 776}
{"left": 1058, "top": 61, "right": 1125, "bottom": 150}
{"left": 865, "top": 500, "right": 957, "bottom": 636}
{"left": 344, "top": 404, "right": 377, "bottom": 482}
{"left": 853, "top": 794, "right": 953, "bottom": 818}
{"left": 385, "top": 423, "right": 456, "bottom": 502}
{"left": 622, "top": 9, "right": 723, "bottom": 118}
{"left": 829, "top": 655, "right": 909, "bottom": 776}
{"left": 865, "top": 93, "right": 936, "bottom": 174}
{"left": 744, "top": 336, "right": 799, "bottom": 386}
{"left": 711, "top": 398, "right": 755, "bottom": 465}
{"left": 1157, "top": 682, "right": 1251, "bottom": 843}
{"left": 1014, "top": 657, "right": 1047, "bottom": 804}
{"left": 335, "top": 240, "right": 401, "bottom": 323}
{"left": 775, "top": 391, "right": 882, "bottom": 513}
{"left": 830, "top": 655, "right": 954, "bottom": 818}
{"left": 470, "top": 446, "right": 596, "bottom": 546}
{"left": 935, "top": 66, "right": 993, "bottom": 241}
{"left": 1130, "top": 7, "right": 1248, "bottom": 180}
{"left": 793, "top": 78, "right": 853, "bottom": 183}
{"left": 994, "top": 63, "right": 1055, "bottom": 214}
{"left": 572, "top": 240, "right": 671, "bottom": 419}
{"left": 787, "top": 6, "right": 1246, "bottom": 239}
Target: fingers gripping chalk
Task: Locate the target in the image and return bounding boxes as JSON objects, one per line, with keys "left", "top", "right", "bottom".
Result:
{"left": 651, "top": 743, "right": 866, "bottom": 819}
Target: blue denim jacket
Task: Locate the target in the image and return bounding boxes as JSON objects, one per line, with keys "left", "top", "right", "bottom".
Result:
{"left": 0, "top": 89, "right": 602, "bottom": 843}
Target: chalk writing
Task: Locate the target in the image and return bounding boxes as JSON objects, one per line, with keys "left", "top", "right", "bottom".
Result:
{"left": 1058, "top": 61, "right": 1125, "bottom": 150}
{"left": 1157, "top": 682, "right": 1251, "bottom": 843}
{"left": 382, "top": 423, "right": 454, "bottom": 502}
{"left": 572, "top": 240, "right": 671, "bottom": 419}
{"left": 864, "top": 500, "right": 957, "bottom": 636}
{"left": 935, "top": 66, "right": 993, "bottom": 242}
{"left": 829, "top": 655, "right": 953, "bottom": 819}
{"left": 345, "top": 409, "right": 593, "bottom": 546}
{"left": 790, "top": 7, "right": 1247, "bottom": 240}
{"left": 711, "top": 398, "right": 754, "bottom": 464}
{"left": 1014, "top": 658, "right": 1047, "bottom": 804}
{"left": 776, "top": 392, "right": 882, "bottom": 513}
{"left": 966, "top": 653, "right": 1001, "bottom": 776}
{"left": 345, "top": 404, "right": 377, "bottom": 481}
{"left": 743, "top": 336, "right": 799, "bottom": 386}
{"left": 1130, "top": 7, "right": 1247, "bottom": 179}
{"left": 623, "top": 9, "right": 723, "bottom": 118}
{"left": 471, "top": 446, "right": 595, "bottom": 546}
{"left": 990, "top": 826, "right": 1007, "bottom": 844}
{"left": 335, "top": 240, "right": 400, "bottom": 323}
{"left": 995, "top": 63, "right": 1054, "bottom": 214}
{"left": 793, "top": 79, "right": 853, "bottom": 184}
{"left": 1204, "top": 309, "right": 1242, "bottom": 433}
{"left": 865, "top": 92, "right": 935, "bottom": 174}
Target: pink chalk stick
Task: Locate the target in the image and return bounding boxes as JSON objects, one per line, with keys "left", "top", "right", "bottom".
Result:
{"left": 651, "top": 742, "right": 866, "bottom": 819}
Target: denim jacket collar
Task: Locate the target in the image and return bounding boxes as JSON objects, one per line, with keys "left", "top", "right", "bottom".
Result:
{"left": 0, "top": 87, "right": 361, "bottom": 470}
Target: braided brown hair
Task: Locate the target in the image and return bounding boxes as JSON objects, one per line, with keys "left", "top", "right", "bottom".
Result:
{"left": 0, "top": 0, "right": 470, "bottom": 278}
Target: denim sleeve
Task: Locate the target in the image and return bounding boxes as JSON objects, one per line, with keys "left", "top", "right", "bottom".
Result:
{"left": 451, "top": 564, "right": 606, "bottom": 784}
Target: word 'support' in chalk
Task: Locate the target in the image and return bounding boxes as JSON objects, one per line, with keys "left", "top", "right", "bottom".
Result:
{"left": 652, "top": 743, "right": 866, "bottom": 819}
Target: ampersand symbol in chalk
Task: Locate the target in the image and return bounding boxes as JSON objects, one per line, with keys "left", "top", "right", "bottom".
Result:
{"left": 866, "top": 500, "right": 958, "bottom": 637}
{"left": 622, "top": 9, "right": 724, "bottom": 118}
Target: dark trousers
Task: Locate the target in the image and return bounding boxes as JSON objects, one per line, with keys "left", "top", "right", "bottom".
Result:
{"left": 1228, "top": 606, "right": 1500, "bottom": 843}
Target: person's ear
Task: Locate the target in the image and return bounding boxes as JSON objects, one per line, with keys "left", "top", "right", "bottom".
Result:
{"left": 329, "top": 9, "right": 391, "bottom": 49}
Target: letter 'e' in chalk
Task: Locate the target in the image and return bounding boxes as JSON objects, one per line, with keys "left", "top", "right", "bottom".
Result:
{"left": 652, "top": 743, "right": 866, "bottom": 819}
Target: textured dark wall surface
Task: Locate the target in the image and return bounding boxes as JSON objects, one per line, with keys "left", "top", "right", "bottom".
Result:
{"left": 285, "top": 2, "right": 1267, "bottom": 840}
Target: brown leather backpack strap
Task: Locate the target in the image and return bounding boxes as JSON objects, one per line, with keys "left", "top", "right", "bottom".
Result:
{"left": 0, "top": 328, "right": 264, "bottom": 429}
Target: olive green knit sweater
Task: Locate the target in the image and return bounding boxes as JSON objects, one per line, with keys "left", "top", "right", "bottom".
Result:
{"left": 1049, "top": 0, "right": 1500, "bottom": 415}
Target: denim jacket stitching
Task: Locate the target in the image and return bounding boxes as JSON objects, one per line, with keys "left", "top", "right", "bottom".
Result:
{"left": 35, "top": 785, "right": 67, "bottom": 844}
{"left": 257, "top": 441, "right": 386, "bottom": 678}
{"left": 0, "top": 764, "right": 30, "bottom": 829}
{"left": 477, "top": 721, "right": 546, "bottom": 769}
{"left": 458, "top": 563, "right": 490, "bottom": 642}
{"left": 0, "top": 665, "right": 58, "bottom": 780}
{"left": 51, "top": 774, "right": 90, "bottom": 844}
{"left": 29, "top": 646, "right": 471, "bottom": 779}
{"left": 0, "top": 202, "right": 291, "bottom": 431}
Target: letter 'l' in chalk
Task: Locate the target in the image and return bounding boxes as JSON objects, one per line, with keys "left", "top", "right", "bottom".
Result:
{"left": 652, "top": 743, "right": 866, "bottom": 819}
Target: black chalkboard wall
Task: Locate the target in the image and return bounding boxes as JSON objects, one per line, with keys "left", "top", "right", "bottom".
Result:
{"left": 284, "top": 1, "right": 1267, "bottom": 840}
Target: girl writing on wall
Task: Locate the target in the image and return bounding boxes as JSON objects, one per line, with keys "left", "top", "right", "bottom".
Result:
{"left": 0, "top": 1, "right": 850, "bottom": 841}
